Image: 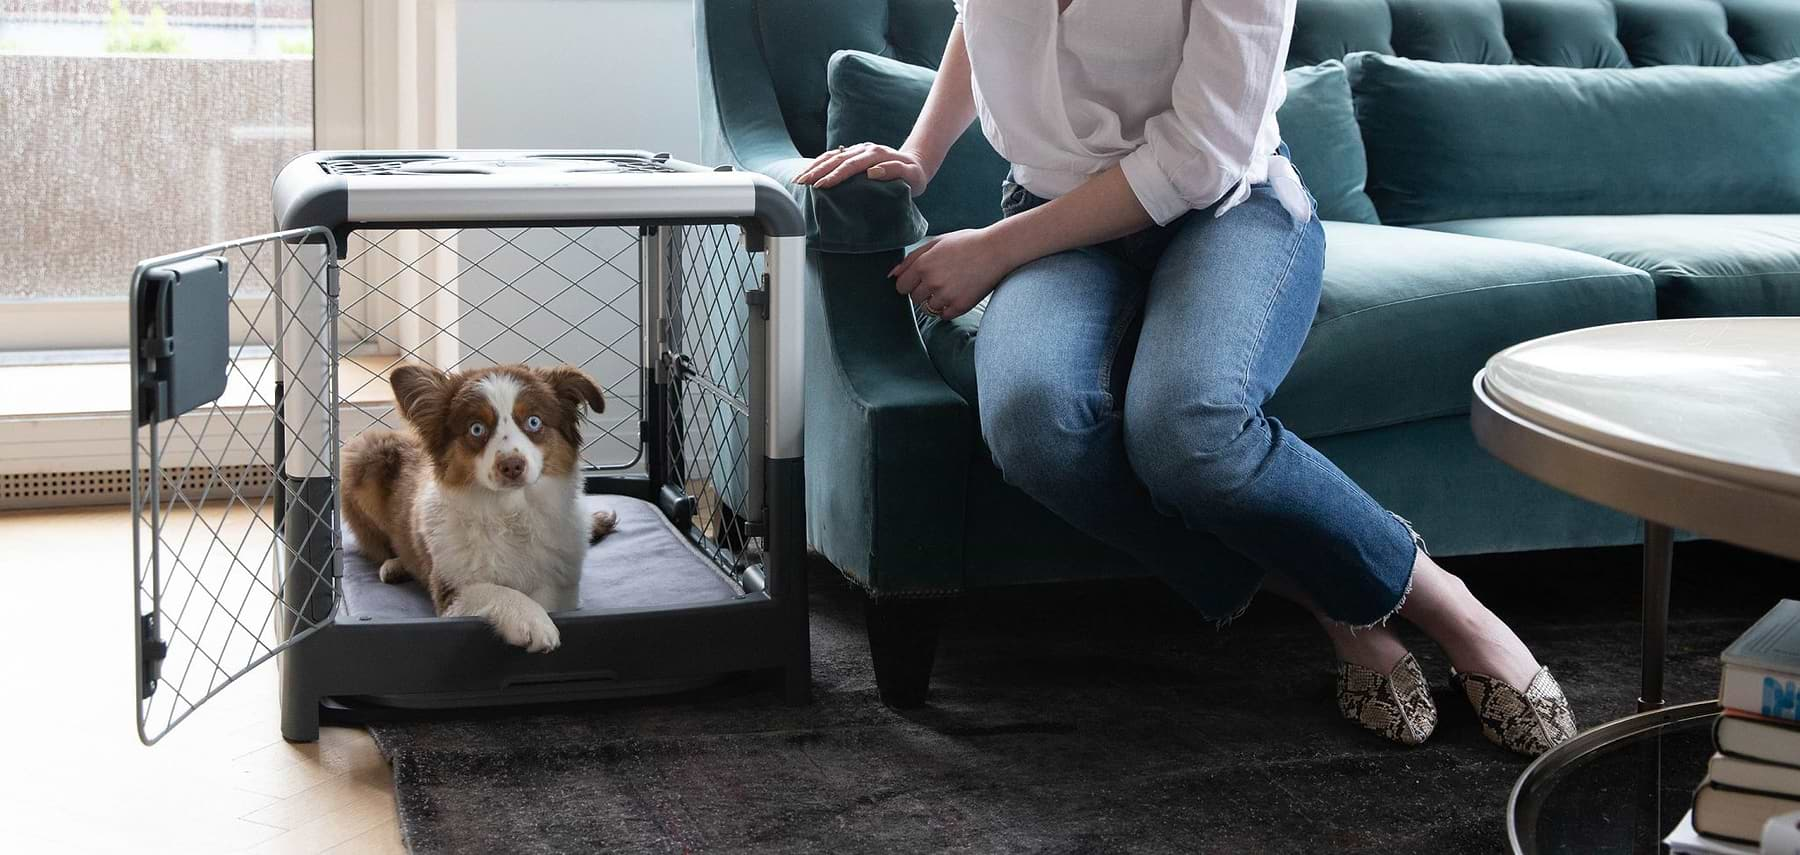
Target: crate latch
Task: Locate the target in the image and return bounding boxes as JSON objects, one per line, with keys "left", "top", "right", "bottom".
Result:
{"left": 745, "top": 275, "right": 770, "bottom": 320}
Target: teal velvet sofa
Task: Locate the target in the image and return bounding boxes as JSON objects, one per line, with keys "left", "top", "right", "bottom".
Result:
{"left": 695, "top": 0, "right": 1800, "bottom": 705}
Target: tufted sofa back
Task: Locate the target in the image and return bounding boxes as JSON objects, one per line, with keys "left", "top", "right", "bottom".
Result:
{"left": 716, "top": 0, "right": 1800, "bottom": 164}
{"left": 1288, "top": 0, "right": 1800, "bottom": 69}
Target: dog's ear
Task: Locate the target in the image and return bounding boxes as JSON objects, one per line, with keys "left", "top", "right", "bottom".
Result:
{"left": 537, "top": 366, "right": 605, "bottom": 414}
{"left": 390, "top": 365, "right": 452, "bottom": 429}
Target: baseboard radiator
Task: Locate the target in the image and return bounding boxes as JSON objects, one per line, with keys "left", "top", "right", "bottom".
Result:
{"left": 0, "top": 465, "right": 277, "bottom": 512}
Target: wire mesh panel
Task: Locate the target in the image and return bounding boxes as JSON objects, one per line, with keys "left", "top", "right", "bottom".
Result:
{"left": 132, "top": 229, "right": 339, "bottom": 744}
{"left": 664, "top": 224, "right": 766, "bottom": 578}
{"left": 334, "top": 227, "right": 643, "bottom": 468}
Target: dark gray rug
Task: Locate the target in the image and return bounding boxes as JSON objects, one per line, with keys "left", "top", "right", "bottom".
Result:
{"left": 368, "top": 542, "right": 1794, "bottom": 854}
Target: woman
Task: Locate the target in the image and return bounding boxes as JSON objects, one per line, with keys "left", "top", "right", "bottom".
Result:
{"left": 798, "top": 0, "right": 1576, "bottom": 754}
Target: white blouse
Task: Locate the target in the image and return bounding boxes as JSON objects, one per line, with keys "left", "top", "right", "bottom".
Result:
{"left": 953, "top": 0, "right": 1305, "bottom": 226}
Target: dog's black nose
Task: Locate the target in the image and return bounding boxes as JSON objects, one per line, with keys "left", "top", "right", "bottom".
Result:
{"left": 497, "top": 454, "right": 527, "bottom": 482}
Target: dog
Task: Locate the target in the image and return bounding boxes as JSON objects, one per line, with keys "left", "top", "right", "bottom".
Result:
{"left": 340, "top": 364, "right": 616, "bottom": 652}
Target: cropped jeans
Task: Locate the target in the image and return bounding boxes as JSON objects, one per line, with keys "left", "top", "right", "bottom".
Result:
{"left": 974, "top": 161, "right": 1417, "bottom": 626}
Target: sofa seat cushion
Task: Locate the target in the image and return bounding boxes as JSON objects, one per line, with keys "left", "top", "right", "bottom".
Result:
{"left": 917, "top": 223, "right": 1656, "bottom": 439}
{"left": 1420, "top": 215, "right": 1800, "bottom": 318}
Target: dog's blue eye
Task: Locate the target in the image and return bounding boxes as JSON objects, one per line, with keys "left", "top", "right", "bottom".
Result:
{"left": 525, "top": 415, "right": 543, "bottom": 432}
{"left": 468, "top": 422, "right": 485, "bottom": 438}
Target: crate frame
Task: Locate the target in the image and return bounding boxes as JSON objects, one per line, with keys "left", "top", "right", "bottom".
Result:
{"left": 130, "top": 151, "right": 809, "bottom": 744}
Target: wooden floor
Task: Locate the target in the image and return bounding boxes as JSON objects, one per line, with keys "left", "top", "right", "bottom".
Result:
{"left": 0, "top": 505, "right": 404, "bottom": 854}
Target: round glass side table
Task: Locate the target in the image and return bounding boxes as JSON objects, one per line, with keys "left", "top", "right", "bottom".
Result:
{"left": 1510, "top": 700, "right": 1720, "bottom": 854}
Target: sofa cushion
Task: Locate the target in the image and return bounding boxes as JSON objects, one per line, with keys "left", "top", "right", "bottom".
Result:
{"left": 918, "top": 223, "right": 1656, "bottom": 438}
{"left": 1499, "top": 0, "right": 1631, "bottom": 68}
{"left": 826, "top": 50, "right": 1011, "bottom": 236}
{"left": 1722, "top": 0, "right": 1800, "bottom": 65}
{"left": 1278, "top": 61, "right": 1379, "bottom": 224}
{"left": 1420, "top": 215, "right": 1800, "bottom": 318}
{"left": 1349, "top": 54, "right": 1800, "bottom": 225}
{"left": 1384, "top": 0, "right": 1513, "bottom": 64}
{"left": 1267, "top": 224, "right": 1656, "bottom": 437}
{"left": 1289, "top": 0, "right": 1394, "bottom": 67}
{"left": 1615, "top": 0, "right": 1747, "bottom": 66}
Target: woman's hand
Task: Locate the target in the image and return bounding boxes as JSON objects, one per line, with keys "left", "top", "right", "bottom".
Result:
{"left": 891, "top": 228, "right": 1015, "bottom": 320}
{"left": 795, "top": 142, "right": 931, "bottom": 196}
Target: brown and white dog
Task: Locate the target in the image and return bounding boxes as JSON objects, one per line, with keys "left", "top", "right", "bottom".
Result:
{"left": 340, "top": 364, "right": 616, "bottom": 652}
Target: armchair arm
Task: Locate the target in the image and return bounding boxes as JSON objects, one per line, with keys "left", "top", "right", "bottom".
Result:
{"left": 762, "top": 159, "right": 929, "bottom": 255}
{"left": 698, "top": 0, "right": 969, "bottom": 594}
{"left": 803, "top": 250, "right": 974, "bottom": 597}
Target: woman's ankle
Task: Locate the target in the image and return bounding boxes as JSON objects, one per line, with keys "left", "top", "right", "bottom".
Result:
{"left": 1400, "top": 558, "right": 1542, "bottom": 687}
{"left": 1323, "top": 621, "right": 1411, "bottom": 673}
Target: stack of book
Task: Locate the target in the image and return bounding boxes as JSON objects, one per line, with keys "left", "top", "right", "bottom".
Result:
{"left": 1678, "top": 600, "right": 1800, "bottom": 851}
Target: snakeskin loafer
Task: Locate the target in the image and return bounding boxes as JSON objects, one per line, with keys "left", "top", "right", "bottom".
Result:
{"left": 1337, "top": 652, "right": 1437, "bottom": 746}
{"left": 1453, "top": 667, "right": 1578, "bottom": 756}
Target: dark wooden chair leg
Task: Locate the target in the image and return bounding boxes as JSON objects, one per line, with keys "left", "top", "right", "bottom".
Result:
{"left": 864, "top": 596, "right": 949, "bottom": 708}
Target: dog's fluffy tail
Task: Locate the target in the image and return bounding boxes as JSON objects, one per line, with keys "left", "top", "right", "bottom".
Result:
{"left": 340, "top": 429, "right": 417, "bottom": 562}
{"left": 589, "top": 510, "right": 617, "bottom": 545}
{"left": 342, "top": 429, "right": 412, "bottom": 502}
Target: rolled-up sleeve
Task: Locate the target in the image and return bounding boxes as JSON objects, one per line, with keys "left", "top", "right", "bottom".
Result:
{"left": 1120, "top": 1, "right": 1296, "bottom": 225}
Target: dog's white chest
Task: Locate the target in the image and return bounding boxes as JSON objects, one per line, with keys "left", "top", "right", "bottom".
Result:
{"left": 421, "top": 477, "right": 587, "bottom": 610}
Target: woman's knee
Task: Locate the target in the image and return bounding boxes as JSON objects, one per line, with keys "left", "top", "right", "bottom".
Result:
{"left": 980, "top": 375, "right": 1115, "bottom": 493}
{"left": 1123, "top": 391, "right": 1268, "bottom": 510}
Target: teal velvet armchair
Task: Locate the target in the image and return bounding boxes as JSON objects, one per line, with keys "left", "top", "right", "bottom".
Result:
{"left": 695, "top": 0, "right": 1800, "bottom": 707}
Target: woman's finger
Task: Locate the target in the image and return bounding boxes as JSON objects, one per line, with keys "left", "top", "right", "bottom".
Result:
{"left": 813, "top": 150, "right": 891, "bottom": 189}
{"left": 897, "top": 263, "right": 929, "bottom": 297}
{"left": 796, "top": 148, "right": 851, "bottom": 185}
{"left": 891, "top": 240, "right": 936, "bottom": 287}
{"left": 890, "top": 243, "right": 929, "bottom": 281}
{"left": 867, "top": 159, "right": 926, "bottom": 194}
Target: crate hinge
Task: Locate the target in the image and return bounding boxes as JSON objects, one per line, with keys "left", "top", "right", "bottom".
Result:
{"left": 139, "top": 613, "right": 168, "bottom": 698}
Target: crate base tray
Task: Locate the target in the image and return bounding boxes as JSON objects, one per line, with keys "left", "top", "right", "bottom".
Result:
{"left": 330, "top": 492, "right": 743, "bottom": 709}
{"left": 340, "top": 493, "right": 743, "bottom": 620}
{"left": 325, "top": 674, "right": 725, "bottom": 712}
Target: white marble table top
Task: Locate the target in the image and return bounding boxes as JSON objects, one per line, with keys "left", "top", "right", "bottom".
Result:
{"left": 1482, "top": 318, "right": 1800, "bottom": 499}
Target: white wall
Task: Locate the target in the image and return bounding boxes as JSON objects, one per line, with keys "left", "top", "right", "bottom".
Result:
{"left": 456, "top": 0, "right": 701, "bottom": 160}
{"left": 451, "top": 0, "right": 705, "bottom": 470}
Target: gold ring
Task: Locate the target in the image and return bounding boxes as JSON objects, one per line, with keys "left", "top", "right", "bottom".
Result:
{"left": 925, "top": 303, "right": 943, "bottom": 316}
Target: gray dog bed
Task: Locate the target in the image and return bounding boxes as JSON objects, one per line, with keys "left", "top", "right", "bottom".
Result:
{"left": 339, "top": 494, "right": 741, "bottom": 620}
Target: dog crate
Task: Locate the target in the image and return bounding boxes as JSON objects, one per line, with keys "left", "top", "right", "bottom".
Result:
{"left": 130, "top": 150, "right": 808, "bottom": 744}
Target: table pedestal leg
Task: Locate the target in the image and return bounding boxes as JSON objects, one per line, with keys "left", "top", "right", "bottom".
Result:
{"left": 1639, "top": 521, "right": 1675, "bottom": 712}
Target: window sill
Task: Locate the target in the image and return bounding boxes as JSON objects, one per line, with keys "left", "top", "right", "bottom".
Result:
{"left": 0, "top": 354, "right": 401, "bottom": 478}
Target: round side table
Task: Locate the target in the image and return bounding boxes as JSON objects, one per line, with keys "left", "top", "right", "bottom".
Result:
{"left": 1472, "top": 317, "right": 1800, "bottom": 710}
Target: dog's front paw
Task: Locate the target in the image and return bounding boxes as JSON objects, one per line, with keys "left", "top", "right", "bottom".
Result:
{"left": 378, "top": 558, "right": 410, "bottom": 584}
{"left": 495, "top": 608, "right": 561, "bottom": 653}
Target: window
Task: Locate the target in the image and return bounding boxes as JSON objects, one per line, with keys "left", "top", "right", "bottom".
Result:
{"left": 0, "top": 0, "right": 314, "bottom": 351}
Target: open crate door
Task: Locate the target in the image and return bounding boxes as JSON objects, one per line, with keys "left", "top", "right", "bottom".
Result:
{"left": 131, "top": 228, "right": 340, "bottom": 745}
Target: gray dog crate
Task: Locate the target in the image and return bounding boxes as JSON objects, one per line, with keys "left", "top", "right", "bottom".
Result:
{"left": 129, "top": 150, "right": 808, "bottom": 744}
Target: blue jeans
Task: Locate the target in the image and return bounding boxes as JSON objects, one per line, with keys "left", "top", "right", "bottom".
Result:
{"left": 975, "top": 169, "right": 1416, "bottom": 625}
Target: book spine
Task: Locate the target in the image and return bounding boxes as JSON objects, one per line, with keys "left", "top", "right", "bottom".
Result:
{"left": 1693, "top": 785, "right": 1769, "bottom": 847}
{"left": 1723, "top": 667, "right": 1800, "bottom": 721}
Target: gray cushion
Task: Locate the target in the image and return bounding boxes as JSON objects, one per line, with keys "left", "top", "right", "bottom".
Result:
{"left": 340, "top": 495, "right": 738, "bottom": 619}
